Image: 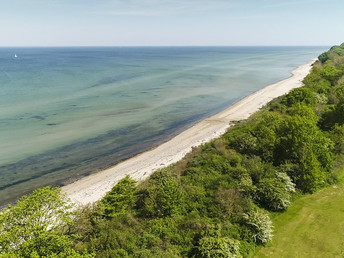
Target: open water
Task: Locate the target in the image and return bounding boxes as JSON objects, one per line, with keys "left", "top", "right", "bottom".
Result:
{"left": 0, "top": 46, "right": 327, "bottom": 205}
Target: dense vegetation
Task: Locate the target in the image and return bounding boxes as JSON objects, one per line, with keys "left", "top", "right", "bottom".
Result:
{"left": 2, "top": 43, "right": 344, "bottom": 257}
{"left": 256, "top": 165, "right": 344, "bottom": 257}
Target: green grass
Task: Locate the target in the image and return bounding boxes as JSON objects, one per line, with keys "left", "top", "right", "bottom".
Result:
{"left": 255, "top": 167, "right": 344, "bottom": 258}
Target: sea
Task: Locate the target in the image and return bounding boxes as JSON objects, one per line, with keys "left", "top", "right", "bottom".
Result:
{"left": 0, "top": 46, "right": 327, "bottom": 206}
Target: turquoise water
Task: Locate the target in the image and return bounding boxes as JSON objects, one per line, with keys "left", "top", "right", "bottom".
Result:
{"left": 0, "top": 46, "right": 327, "bottom": 205}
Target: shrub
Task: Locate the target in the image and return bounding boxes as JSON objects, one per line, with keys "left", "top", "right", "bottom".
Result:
{"left": 281, "top": 87, "right": 316, "bottom": 107}
{"left": 197, "top": 236, "right": 242, "bottom": 258}
{"left": 321, "top": 65, "right": 342, "bottom": 85}
{"left": 215, "top": 188, "right": 251, "bottom": 217}
{"left": 101, "top": 175, "right": 137, "bottom": 218}
{"left": 318, "top": 52, "right": 329, "bottom": 63}
{"left": 243, "top": 208, "right": 273, "bottom": 245}
{"left": 144, "top": 172, "right": 185, "bottom": 217}
{"left": 255, "top": 172, "right": 295, "bottom": 211}
{"left": 0, "top": 187, "right": 86, "bottom": 257}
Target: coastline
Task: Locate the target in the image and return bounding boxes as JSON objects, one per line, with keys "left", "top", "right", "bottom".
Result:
{"left": 62, "top": 59, "right": 316, "bottom": 206}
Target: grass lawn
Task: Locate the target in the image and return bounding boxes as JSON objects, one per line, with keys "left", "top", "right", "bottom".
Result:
{"left": 255, "top": 167, "right": 344, "bottom": 258}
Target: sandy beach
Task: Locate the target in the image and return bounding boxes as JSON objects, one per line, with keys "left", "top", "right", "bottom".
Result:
{"left": 62, "top": 59, "right": 315, "bottom": 206}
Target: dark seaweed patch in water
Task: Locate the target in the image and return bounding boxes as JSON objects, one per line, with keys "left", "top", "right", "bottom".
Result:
{"left": 0, "top": 100, "right": 231, "bottom": 207}
{"left": 31, "top": 115, "right": 46, "bottom": 121}
{"left": 90, "top": 74, "right": 138, "bottom": 88}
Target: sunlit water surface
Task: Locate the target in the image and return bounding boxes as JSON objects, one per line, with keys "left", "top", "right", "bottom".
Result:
{"left": 0, "top": 46, "right": 327, "bottom": 205}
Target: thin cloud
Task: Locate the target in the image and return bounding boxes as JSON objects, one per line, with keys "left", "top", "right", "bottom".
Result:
{"left": 263, "top": 0, "right": 325, "bottom": 8}
{"left": 95, "top": 0, "right": 238, "bottom": 16}
{"left": 46, "top": 0, "right": 240, "bottom": 17}
{"left": 98, "top": 10, "right": 164, "bottom": 17}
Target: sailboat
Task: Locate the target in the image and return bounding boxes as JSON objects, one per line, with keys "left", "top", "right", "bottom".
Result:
{"left": 14, "top": 54, "right": 18, "bottom": 58}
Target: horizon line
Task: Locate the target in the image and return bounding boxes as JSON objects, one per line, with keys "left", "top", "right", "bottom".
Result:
{"left": 0, "top": 44, "right": 331, "bottom": 48}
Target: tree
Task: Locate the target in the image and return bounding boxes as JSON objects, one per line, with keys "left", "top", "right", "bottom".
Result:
{"left": 329, "top": 45, "right": 344, "bottom": 57}
{"left": 250, "top": 112, "right": 282, "bottom": 161}
{"left": 255, "top": 172, "right": 295, "bottom": 211}
{"left": 243, "top": 208, "right": 273, "bottom": 245}
{"left": 328, "top": 85, "right": 344, "bottom": 104}
{"left": 303, "top": 67, "right": 331, "bottom": 94}
{"left": 318, "top": 52, "right": 329, "bottom": 63}
{"left": 330, "top": 124, "right": 344, "bottom": 154}
{"left": 101, "top": 175, "right": 137, "bottom": 218}
{"left": 0, "top": 186, "right": 86, "bottom": 257}
{"left": 321, "top": 65, "right": 342, "bottom": 86}
{"left": 320, "top": 102, "right": 344, "bottom": 130}
{"left": 143, "top": 171, "right": 185, "bottom": 217}
{"left": 274, "top": 114, "right": 334, "bottom": 192}
{"left": 280, "top": 87, "right": 316, "bottom": 107}
{"left": 215, "top": 188, "right": 251, "bottom": 217}
{"left": 297, "top": 149, "right": 326, "bottom": 192}
{"left": 197, "top": 236, "right": 242, "bottom": 258}
{"left": 227, "top": 126, "right": 258, "bottom": 156}
{"left": 288, "top": 103, "right": 319, "bottom": 124}
{"left": 275, "top": 115, "right": 333, "bottom": 163}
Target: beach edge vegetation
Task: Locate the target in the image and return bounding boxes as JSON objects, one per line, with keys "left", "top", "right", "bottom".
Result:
{"left": 2, "top": 43, "right": 344, "bottom": 257}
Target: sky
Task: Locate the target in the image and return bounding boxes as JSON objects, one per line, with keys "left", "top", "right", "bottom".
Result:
{"left": 1, "top": 0, "right": 343, "bottom": 46}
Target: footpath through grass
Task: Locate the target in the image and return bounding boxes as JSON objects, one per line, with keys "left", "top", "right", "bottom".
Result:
{"left": 255, "top": 165, "right": 344, "bottom": 258}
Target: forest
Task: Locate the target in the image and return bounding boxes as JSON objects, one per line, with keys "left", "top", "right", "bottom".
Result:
{"left": 1, "top": 43, "right": 344, "bottom": 257}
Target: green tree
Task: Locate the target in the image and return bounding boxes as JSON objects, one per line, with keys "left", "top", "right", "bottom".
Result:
{"left": 320, "top": 103, "right": 344, "bottom": 130}
{"left": 330, "top": 124, "right": 344, "bottom": 154}
{"left": 0, "top": 186, "right": 86, "bottom": 257}
{"left": 144, "top": 172, "right": 185, "bottom": 217}
{"left": 255, "top": 172, "right": 295, "bottom": 211}
{"left": 281, "top": 87, "right": 316, "bottom": 107}
{"left": 274, "top": 115, "right": 331, "bottom": 166}
{"left": 318, "top": 52, "right": 329, "bottom": 63}
{"left": 297, "top": 149, "right": 326, "bottom": 192}
{"left": 329, "top": 45, "right": 344, "bottom": 57}
{"left": 101, "top": 175, "right": 137, "bottom": 218}
{"left": 250, "top": 112, "right": 282, "bottom": 161}
{"left": 274, "top": 115, "right": 333, "bottom": 191}
{"left": 321, "top": 65, "right": 342, "bottom": 86}
{"left": 319, "top": 44, "right": 344, "bottom": 66}
{"left": 303, "top": 67, "right": 331, "bottom": 94}
{"left": 227, "top": 126, "right": 258, "bottom": 156}
{"left": 328, "top": 85, "right": 344, "bottom": 104}
{"left": 288, "top": 103, "right": 319, "bottom": 124}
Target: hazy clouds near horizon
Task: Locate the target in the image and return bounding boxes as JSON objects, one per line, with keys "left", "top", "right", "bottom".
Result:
{"left": 1, "top": 0, "right": 343, "bottom": 46}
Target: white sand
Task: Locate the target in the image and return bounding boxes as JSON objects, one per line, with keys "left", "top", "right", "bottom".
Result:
{"left": 62, "top": 60, "right": 315, "bottom": 206}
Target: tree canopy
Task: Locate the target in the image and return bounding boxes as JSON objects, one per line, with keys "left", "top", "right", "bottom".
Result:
{"left": 2, "top": 43, "right": 344, "bottom": 257}
{"left": 0, "top": 186, "right": 90, "bottom": 257}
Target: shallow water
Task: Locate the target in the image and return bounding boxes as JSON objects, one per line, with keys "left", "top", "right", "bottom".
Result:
{"left": 0, "top": 46, "right": 327, "bottom": 205}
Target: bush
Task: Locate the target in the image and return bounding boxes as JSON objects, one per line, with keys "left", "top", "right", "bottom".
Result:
{"left": 227, "top": 126, "right": 258, "bottom": 155}
{"left": 274, "top": 114, "right": 334, "bottom": 191}
{"left": 318, "top": 52, "right": 329, "bottom": 63}
{"left": 197, "top": 236, "right": 242, "bottom": 258}
{"left": 0, "top": 187, "right": 86, "bottom": 257}
{"left": 330, "top": 124, "right": 344, "bottom": 154}
{"left": 101, "top": 175, "right": 137, "bottom": 218}
{"left": 143, "top": 172, "right": 185, "bottom": 217}
{"left": 281, "top": 87, "right": 316, "bottom": 107}
{"left": 321, "top": 65, "right": 342, "bottom": 85}
{"left": 243, "top": 208, "right": 273, "bottom": 245}
{"left": 215, "top": 188, "right": 251, "bottom": 217}
{"left": 255, "top": 172, "right": 295, "bottom": 211}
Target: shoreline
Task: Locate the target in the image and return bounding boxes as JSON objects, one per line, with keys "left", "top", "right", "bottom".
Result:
{"left": 62, "top": 59, "right": 316, "bottom": 206}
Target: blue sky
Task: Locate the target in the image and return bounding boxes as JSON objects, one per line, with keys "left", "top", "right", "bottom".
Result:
{"left": 1, "top": 0, "right": 343, "bottom": 46}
